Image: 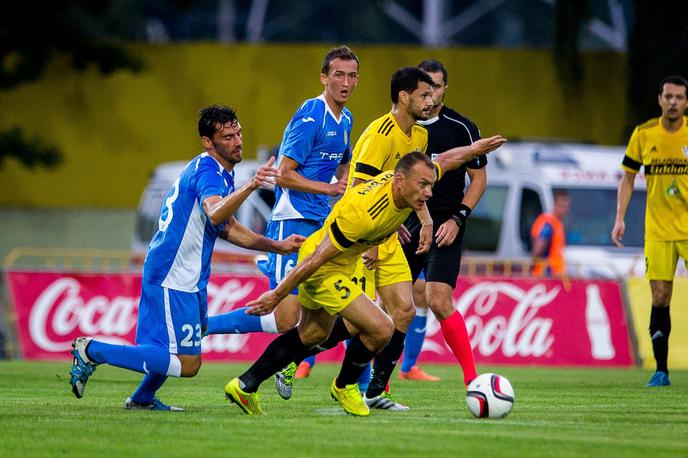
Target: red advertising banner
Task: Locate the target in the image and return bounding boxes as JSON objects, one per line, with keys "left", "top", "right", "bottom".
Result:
{"left": 6, "top": 272, "right": 634, "bottom": 366}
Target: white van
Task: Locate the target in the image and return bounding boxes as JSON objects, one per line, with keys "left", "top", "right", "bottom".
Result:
{"left": 464, "top": 142, "right": 648, "bottom": 278}
{"left": 134, "top": 143, "right": 654, "bottom": 278}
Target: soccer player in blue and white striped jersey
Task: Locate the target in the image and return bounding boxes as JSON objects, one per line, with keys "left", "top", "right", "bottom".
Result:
{"left": 68, "top": 105, "right": 304, "bottom": 410}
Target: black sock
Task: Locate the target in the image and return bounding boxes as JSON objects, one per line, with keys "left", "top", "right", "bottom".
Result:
{"left": 365, "top": 329, "right": 406, "bottom": 398}
{"left": 293, "top": 317, "right": 353, "bottom": 366}
{"left": 336, "top": 335, "right": 376, "bottom": 388}
{"left": 649, "top": 306, "right": 671, "bottom": 374}
{"left": 238, "top": 328, "right": 310, "bottom": 392}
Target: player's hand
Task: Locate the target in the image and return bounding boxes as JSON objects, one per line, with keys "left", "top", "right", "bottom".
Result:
{"left": 362, "top": 246, "right": 379, "bottom": 269}
{"left": 471, "top": 135, "right": 507, "bottom": 157}
{"left": 611, "top": 220, "right": 625, "bottom": 248}
{"left": 417, "top": 223, "right": 433, "bottom": 254}
{"left": 436, "top": 219, "right": 460, "bottom": 247}
{"left": 246, "top": 290, "right": 281, "bottom": 316}
{"left": 397, "top": 224, "right": 412, "bottom": 245}
{"left": 250, "top": 156, "right": 281, "bottom": 189}
{"left": 275, "top": 234, "right": 306, "bottom": 254}
{"left": 328, "top": 179, "right": 348, "bottom": 196}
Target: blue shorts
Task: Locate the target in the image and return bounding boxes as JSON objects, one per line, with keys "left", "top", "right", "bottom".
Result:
{"left": 257, "top": 219, "right": 322, "bottom": 294}
{"left": 135, "top": 282, "right": 207, "bottom": 355}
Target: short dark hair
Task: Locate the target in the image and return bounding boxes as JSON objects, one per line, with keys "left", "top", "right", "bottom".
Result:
{"left": 390, "top": 67, "right": 434, "bottom": 104}
{"left": 658, "top": 75, "right": 688, "bottom": 95}
{"left": 198, "top": 105, "right": 238, "bottom": 138}
{"left": 418, "top": 59, "right": 448, "bottom": 85}
{"left": 321, "top": 45, "right": 359, "bottom": 75}
{"left": 395, "top": 151, "right": 434, "bottom": 176}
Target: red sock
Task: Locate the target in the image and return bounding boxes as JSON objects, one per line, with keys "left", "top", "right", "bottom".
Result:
{"left": 440, "top": 311, "right": 477, "bottom": 386}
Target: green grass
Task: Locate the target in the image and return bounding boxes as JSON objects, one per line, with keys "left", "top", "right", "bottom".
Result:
{"left": 0, "top": 361, "right": 686, "bottom": 457}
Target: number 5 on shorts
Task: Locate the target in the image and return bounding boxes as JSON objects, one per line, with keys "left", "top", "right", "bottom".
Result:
{"left": 333, "top": 279, "right": 351, "bottom": 299}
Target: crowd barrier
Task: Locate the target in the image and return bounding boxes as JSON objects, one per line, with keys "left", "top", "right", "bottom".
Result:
{"left": 5, "top": 270, "right": 637, "bottom": 366}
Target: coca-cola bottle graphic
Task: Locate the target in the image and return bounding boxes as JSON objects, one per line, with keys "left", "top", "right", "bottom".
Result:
{"left": 585, "top": 284, "right": 615, "bottom": 360}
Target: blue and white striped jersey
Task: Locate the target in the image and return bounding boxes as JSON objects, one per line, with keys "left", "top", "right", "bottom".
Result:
{"left": 143, "top": 152, "right": 234, "bottom": 292}
{"left": 271, "top": 94, "right": 353, "bottom": 223}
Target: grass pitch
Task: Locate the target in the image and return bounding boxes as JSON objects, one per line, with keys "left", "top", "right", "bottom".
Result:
{"left": 0, "top": 361, "right": 686, "bottom": 457}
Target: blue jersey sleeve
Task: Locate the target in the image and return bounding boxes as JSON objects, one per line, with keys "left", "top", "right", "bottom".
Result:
{"left": 196, "top": 162, "right": 227, "bottom": 207}
{"left": 279, "top": 101, "right": 321, "bottom": 165}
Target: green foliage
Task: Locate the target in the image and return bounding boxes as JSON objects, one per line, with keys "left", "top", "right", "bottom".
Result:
{"left": 0, "top": 361, "right": 686, "bottom": 457}
{"left": 0, "top": 0, "right": 144, "bottom": 169}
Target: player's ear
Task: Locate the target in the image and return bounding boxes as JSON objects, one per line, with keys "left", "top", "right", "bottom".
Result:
{"left": 201, "top": 135, "right": 213, "bottom": 150}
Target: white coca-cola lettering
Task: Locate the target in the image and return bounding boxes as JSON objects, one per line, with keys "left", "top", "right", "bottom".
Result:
{"left": 455, "top": 282, "right": 557, "bottom": 357}
{"left": 30, "top": 278, "right": 137, "bottom": 352}
{"left": 28, "top": 276, "right": 259, "bottom": 354}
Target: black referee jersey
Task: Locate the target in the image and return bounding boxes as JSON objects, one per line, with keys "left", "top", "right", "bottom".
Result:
{"left": 418, "top": 105, "right": 487, "bottom": 215}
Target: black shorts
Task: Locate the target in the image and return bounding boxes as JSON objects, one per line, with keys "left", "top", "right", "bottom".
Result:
{"left": 402, "top": 214, "right": 463, "bottom": 287}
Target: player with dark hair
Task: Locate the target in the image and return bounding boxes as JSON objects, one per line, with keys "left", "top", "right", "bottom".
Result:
{"left": 68, "top": 105, "right": 304, "bottom": 410}
{"left": 398, "top": 59, "right": 488, "bottom": 386}
{"left": 612, "top": 74, "right": 688, "bottom": 387}
{"left": 225, "top": 140, "right": 504, "bottom": 416}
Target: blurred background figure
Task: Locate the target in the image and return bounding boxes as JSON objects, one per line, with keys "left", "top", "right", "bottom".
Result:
{"left": 531, "top": 190, "right": 571, "bottom": 277}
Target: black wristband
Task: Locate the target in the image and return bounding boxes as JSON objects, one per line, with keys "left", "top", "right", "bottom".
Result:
{"left": 452, "top": 204, "right": 472, "bottom": 226}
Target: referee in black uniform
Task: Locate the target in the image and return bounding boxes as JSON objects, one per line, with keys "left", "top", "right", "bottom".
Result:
{"left": 400, "top": 60, "right": 486, "bottom": 387}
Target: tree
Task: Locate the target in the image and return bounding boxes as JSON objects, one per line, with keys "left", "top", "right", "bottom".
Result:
{"left": 0, "top": 1, "right": 145, "bottom": 169}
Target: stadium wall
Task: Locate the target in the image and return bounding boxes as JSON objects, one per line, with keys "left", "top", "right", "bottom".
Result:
{"left": 0, "top": 43, "right": 627, "bottom": 208}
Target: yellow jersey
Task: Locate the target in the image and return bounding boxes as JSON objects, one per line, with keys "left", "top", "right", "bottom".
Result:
{"left": 348, "top": 112, "right": 428, "bottom": 184}
{"left": 622, "top": 116, "right": 688, "bottom": 241}
{"left": 300, "top": 172, "right": 413, "bottom": 276}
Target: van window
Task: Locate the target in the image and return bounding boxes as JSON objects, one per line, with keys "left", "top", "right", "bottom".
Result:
{"left": 465, "top": 185, "right": 507, "bottom": 252}
{"left": 561, "top": 187, "right": 645, "bottom": 248}
{"left": 519, "top": 187, "right": 543, "bottom": 252}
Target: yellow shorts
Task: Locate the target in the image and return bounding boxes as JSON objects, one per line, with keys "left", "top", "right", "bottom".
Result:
{"left": 645, "top": 240, "right": 688, "bottom": 281}
{"left": 296, "top": 232, "right": 374, "bottom": 315}
{"left": 375, "top": 237, "right": 412, "bottom": 288}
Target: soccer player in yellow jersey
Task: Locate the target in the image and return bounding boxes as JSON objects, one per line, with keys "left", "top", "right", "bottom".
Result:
{"left": 612, "top": 75, "right": 688, "bottom": 387}
{"left": 225, "top": 146, "right": 504, "bottom": 416}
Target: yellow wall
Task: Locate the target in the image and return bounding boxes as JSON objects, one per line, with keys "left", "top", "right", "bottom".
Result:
{"left": 0, "top": 43, "right": 627, "bottom": 208}
{"left": 627, "top": 277, "right": 688, "bottom": 369}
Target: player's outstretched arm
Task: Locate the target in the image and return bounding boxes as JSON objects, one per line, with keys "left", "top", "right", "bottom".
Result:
{"left": 221, "top": 217, "right": 305, "bottom": 253}
{"left": 246, "top": 233, "right": 342, "bottom": 315}
{"left": 434, "top": 135, "right": 506, "bottom": 174}
{"left": 276, "top": 156, "right": 346, "bottom": 196}
{"left": 203, "top": 157, "right": 280, "bottom": 226}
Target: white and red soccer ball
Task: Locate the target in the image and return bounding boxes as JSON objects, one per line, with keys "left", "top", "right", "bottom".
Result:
{"left": 465, "top": 373, "right": 515, "bottom": 419}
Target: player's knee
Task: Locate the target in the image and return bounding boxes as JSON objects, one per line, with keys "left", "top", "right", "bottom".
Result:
{"left": 427, "top": 294, "right": 454, "bottom": 320}
{"left": 180, "top": 356, "right": 202, "bottom": 377}
{"left": 369, "top": 318, "right": 394, "bottom": 351}
{"left": 390, "top": 299, "right": 415, "bottom": 329}
{"left": 651, "top": 289, "right": 671, "bottom": 306}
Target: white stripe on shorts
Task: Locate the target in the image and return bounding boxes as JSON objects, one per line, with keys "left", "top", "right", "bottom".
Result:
{"left": 163, "top": 287, "right": 178, "bottom": 354}
{"left": 275, "top": 220, "right": 284, "bottom": 283}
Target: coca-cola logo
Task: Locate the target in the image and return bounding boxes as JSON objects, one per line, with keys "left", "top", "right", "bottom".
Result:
{"left": 424, "top": 282, "right": 557, "bottom": 358}
{"left": 28, "top": 276, "right": 259, "bottom": 353}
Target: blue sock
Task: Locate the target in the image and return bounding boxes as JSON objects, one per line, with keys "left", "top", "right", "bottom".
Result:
{"left": 130, "top": 373, "right": 167, "bottom": 404}
{"left": 303, "top": 355, "right": 316, "bottom": 368}
{"left": 401, "top": 313, "right": 427, "bottom": 372}
{"left": 205, "top": 307, "right": 264, "bottom": 334}
{"left": 87, "top": 340, "right": 172, "bottom": 375}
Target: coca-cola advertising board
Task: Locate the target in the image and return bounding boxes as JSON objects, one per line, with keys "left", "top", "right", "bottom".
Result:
{"left": 6, "top": 272, "right": 635, "bottom": 366}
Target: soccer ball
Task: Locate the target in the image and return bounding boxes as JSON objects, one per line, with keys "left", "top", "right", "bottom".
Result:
{"left": 465, "top": 373, "right": 515, "bottom": 419}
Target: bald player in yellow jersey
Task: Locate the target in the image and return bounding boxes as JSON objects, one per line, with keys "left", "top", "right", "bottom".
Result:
{"left": 612, "top": 75, "right": 688, "bottom": 388}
